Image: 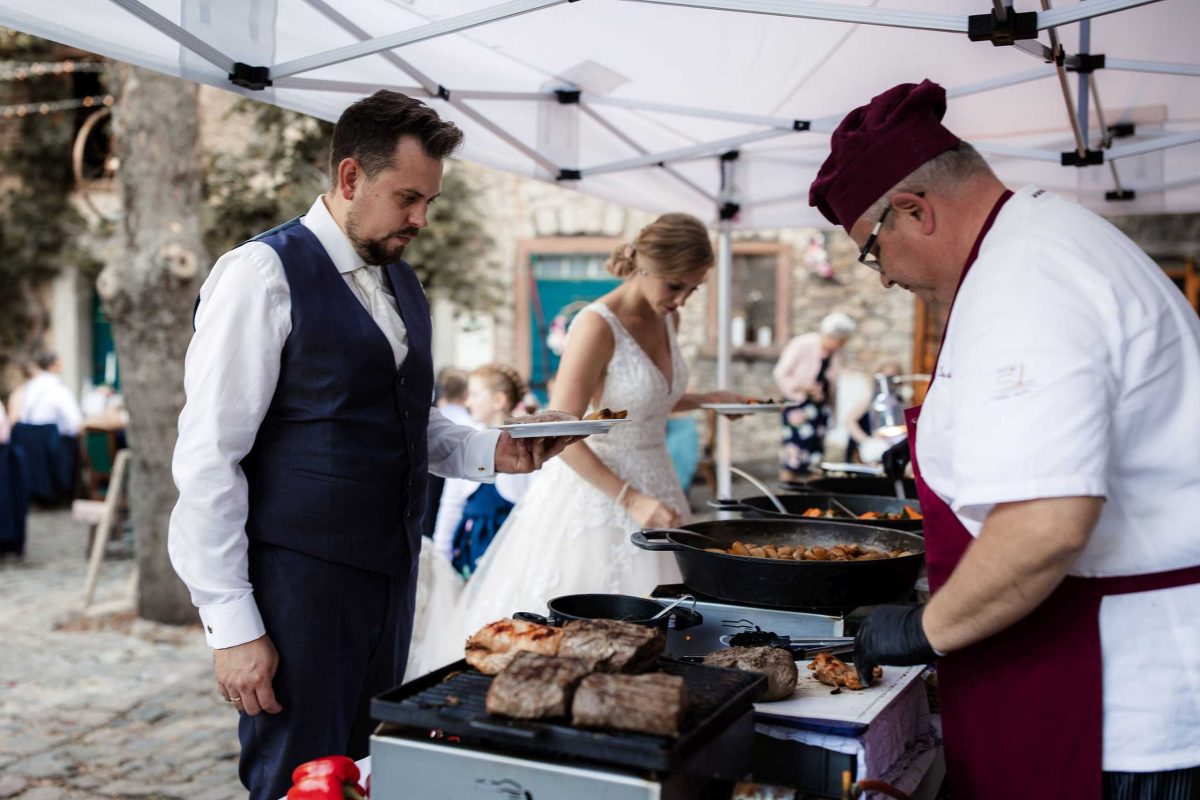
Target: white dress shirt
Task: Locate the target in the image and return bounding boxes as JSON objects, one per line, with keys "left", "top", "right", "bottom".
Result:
{"left": 917, "top": 186, "right": 1200, "bottom": 771}
{"left": 18, "top": 371, "right": 83, "bottom": 436}
{"left": 169, "top": 196, "right": 500, "bottom": 650}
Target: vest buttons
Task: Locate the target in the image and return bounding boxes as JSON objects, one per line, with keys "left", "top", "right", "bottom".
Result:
{"left": 400, "top": 377, "right": 406, "bottom": 386}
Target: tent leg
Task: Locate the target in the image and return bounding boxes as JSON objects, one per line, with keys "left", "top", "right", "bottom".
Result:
{"left": 715, "top": 219, "right": 733, "bottom": 504}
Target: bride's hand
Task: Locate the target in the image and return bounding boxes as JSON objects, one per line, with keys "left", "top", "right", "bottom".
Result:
{"left": 626, "top": 491, "right": 681, "bottom": 528}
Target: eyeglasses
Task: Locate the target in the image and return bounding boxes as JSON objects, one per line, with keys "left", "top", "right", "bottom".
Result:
{"left": 857, "top": 204, "right": 890, "bottom": 274}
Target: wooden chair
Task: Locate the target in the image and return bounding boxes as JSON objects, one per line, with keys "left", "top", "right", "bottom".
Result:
{"left": 73, "top": 448, "right": 132, "bottom": 610}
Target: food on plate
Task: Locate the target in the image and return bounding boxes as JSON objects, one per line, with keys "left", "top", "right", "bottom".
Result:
{"left": 807, "top": 652, "right": 881, "bottom": 691}
{"left": 707, "top": 540, "right": 917, "bottom": 562}
{"left": 800, "top": 505, "right": 922, "bottom": 521}
{"left": 702, "top": 645, "right": 798, "bottom": 701}
{"left": 583, "top": 407, "right": 628, "bottom": 420}
{"left": 484, "top": 651, "right": 593, "bottom": 719}
{"left": 504, "top": 409, "right": 578, "bottom": 425}
{"left": 558, "top": 618, "right": 665, "bottom": 673}
{"left": 745, "top": 397, "right": 780, "bottom": 405}
{"left": 465, "top": 617, "right": 564, "bottom": 675}
{"left": 571, "top": 672, "right": 688, "bottom": 737}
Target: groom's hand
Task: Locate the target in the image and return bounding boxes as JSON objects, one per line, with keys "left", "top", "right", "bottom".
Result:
{"left": 494, "top": 433, "right": 584, "bottom": 474}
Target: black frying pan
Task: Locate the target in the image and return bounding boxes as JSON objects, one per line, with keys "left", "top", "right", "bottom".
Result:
{"left": 781, "top": 476, "right": 919, "bottom": 499}
{"left": 514, "top": 593, "right": 703, "bottom": 631}
{"left": 631, "top": 519, "right": 923, "bottom": 611}
{"left": 710, "top": 493, "right": 922, "bottom": 531}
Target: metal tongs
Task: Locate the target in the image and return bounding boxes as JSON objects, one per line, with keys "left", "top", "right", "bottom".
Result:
{"left": 722, "top": 628, "right": 855, "bottom": 659}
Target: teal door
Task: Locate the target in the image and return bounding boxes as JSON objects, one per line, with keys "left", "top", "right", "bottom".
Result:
{"left": 528, "top": 253, "right": 620, "bottom": 405}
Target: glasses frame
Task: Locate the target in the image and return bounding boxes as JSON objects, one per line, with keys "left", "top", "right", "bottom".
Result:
{"left": 857, "top": 204, "right": 891, "bottom": 274}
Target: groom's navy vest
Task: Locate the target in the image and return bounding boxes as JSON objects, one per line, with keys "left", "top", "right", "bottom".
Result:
{"left": 208, "top": 218, "right": 433, "bottom": 575}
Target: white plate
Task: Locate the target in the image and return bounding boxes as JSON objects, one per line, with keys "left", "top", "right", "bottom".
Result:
{"left": 497, "top": 418, "right": 630, "bottom": 438}
{"left": 700, "top": 402, "right": 786, "bottom": 414}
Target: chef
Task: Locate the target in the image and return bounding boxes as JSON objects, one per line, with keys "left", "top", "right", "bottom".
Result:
{"left": 809, "top": 80, "right": 1200, "bottom": 799}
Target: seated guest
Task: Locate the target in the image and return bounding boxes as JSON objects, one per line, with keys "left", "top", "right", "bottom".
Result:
{"left": 433, "top": 364, "right": 535, "bottom": 576}
{"left": 11, "top": 352, "right": 82, "bottom": 504}
{"left": 0, "top": 401, "right": 30, "bottom": 557}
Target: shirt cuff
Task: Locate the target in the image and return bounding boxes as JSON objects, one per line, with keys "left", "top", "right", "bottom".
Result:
{"left": 199, "top": 594, "right": 266, "bottom": 649}
{"left": 466, "top": 429, "right": 500, "bottom": 482}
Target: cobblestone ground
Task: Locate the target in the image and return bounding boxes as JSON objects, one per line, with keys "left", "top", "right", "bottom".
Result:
{"left": 0, "top": 511, "right": 243, "bottom": 800}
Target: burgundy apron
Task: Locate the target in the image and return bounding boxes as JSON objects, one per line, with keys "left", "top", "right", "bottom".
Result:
{"left": 906, "top": 190, "right": 1200, "bottom": 799}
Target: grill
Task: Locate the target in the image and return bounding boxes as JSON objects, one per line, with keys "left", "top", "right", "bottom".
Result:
{"left": 371, "top": 657, "right": 765, "bottom": 773}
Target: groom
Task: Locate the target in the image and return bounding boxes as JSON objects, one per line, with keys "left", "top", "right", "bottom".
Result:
{"left": 168, "top": 91, "right": 573, "bottom": 800}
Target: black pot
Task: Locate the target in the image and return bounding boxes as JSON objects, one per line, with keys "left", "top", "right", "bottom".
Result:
{"left": 632, "top": 519, "right": 923, "bottom": 611}
{"left": 514, "top": 593, "right": 703, "bottom": 631}
{"left": 709, "top": 492, "right": 922, "bottom": 531}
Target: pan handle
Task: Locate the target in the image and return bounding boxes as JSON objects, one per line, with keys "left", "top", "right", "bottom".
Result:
{"left": 706, "top": 498, "right": 751, "bottom": 511}
{"left": 630, "top": 529, "right": 687, "bottom": 552}
{"left": 513, "top": 611, "right": 551, "bottom": 625}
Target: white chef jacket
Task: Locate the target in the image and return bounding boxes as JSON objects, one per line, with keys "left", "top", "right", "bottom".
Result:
{"left": 18, "top": 371, "right": 83, "bottom": 436}
{"left": 917, "top": 186, "right": 1200, "bottom": 772}
{"left": 169, "top": 196, "right": 501, "bottom": 650}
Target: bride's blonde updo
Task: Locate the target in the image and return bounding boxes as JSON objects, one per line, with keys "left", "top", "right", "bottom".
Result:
{"left": 606, "top": 213, "right": 714, "bottom": 280}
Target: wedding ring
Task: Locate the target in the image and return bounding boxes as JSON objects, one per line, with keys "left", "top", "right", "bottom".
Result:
{"left": 226, "top": 696, "right": 242, "bottom": 704}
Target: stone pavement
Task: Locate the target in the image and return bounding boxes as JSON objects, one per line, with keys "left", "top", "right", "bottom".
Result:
{"left": 0, "top": 511, "right": 243, "bottom": 799}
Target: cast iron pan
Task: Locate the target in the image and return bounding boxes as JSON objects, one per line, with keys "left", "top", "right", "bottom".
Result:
{"left": 632, "top": 519, "right": 923, "bottom": 611}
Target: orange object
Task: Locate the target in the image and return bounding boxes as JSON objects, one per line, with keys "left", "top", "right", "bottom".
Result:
{"left": 902, "top": 505, "right": 923, "bottom": 520}
{"left": 802, "top": 508, "right": 824, "bottom": 517}
{"left": 858, "top": 511, "right": 881, "bottom": 520}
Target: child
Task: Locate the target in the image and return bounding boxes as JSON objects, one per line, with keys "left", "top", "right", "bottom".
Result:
{"left": 432, "top": 363, "right": 535, "bottom": 576}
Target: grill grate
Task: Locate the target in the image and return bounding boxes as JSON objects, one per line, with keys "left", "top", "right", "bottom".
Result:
{"left": 372, "top": 658, "right": 765, "bottom": 772}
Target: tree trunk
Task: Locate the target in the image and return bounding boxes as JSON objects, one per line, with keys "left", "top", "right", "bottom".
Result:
{"left": 99, "top": 64, "right": 207, "bottom": 625}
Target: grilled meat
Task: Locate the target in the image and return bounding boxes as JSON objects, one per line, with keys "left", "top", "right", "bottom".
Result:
{"left": 583, "top": 408, "right": 628, "bottom": 420}
{"left": 465, "top": 617, "right": 564, "bottom": 675}
{"left": 702, "top": 646, "right": 798, "bottom": 701}
{"left": 571, "top": 672, "right": 687, "bottom": 737}
{"left": 504, "top": 410, "right": 577, "bottom": 425}
{"left": 807, "top": 652, "right": 881, "bottom": 691}
{"left": 484, "top": 651, "right": 593, "bottom": 719}
{"left": 558, "top": 619, "right": 665, "bottom": 673}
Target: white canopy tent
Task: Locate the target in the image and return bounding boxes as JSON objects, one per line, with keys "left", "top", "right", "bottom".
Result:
{"left": 3, "top": 0, "right": 1197, "bottom": 495}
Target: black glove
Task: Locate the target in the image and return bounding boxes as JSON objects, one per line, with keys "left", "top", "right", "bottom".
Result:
{"left": 880, "top": 440, "right": 911, "bottom": 480}
{"left": 853, "top": 604, "right": 937, "bottom": 687}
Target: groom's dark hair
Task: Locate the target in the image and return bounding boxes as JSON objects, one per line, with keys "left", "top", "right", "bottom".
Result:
{"left": 329, "top": 90, "right": 463, "bottom": 184}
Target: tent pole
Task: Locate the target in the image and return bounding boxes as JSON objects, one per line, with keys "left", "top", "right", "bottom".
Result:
{"left": 716, "top": 216, "right": 733, "bottom": 503}
{"left": 106, "top": 0, "right": 235, "bottom": 73}
{"left": 715, "top": 151, "right": 737, "bottom": 504}
{"left": 272, "top": 0, "right": 568, "bottom": 79}
{"left": 583, "top": 128, "right": 791, "bottom": 177}
{"left": 1077, "top": 17, "right": 1091, "bottom": 148}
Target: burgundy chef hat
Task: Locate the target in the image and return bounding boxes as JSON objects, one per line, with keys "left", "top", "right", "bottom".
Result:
{"left": 809, "top": 80, "right": 961, "bottom": 231}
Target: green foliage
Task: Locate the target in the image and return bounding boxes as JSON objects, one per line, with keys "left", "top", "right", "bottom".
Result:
{"left": 0, "top": 29, "right": 103, "bottom": 360}
{"left": 203, "top": 99, "right": 498, "bottom": 311}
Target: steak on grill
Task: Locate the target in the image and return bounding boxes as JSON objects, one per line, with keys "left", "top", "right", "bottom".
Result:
{"left": 702, "top": 646, "right": 798, "bottom": 701}
{"left": 558, "top": 619, "right": 666, "bottom": 673}
{"left": 571, "top": 672, "right": 688, "bottom": 737}
{"left": 465, "top": 617, "right": 564, "bottom": 675}
{"left": 485, "top": 651, "right": 593, "bottom": 719}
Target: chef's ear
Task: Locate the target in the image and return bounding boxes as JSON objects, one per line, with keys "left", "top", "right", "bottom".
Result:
{"left": 891, "top": 192, "right": 934, "bottom": 236}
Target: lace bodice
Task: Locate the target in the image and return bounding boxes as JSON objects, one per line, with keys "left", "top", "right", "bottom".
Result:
{"left": 580, "top": 302, "right": 687, "bottom": 458}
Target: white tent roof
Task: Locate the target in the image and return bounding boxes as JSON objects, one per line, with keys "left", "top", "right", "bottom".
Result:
{"left": 2, "top": 0, "right": 1198, "bottom": 229}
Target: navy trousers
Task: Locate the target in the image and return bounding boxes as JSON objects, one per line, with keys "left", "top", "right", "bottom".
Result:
{"left": 239, "top": 541, "right": 417, "bottom": 800}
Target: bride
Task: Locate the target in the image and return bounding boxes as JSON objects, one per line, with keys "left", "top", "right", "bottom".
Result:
{"left": 412, "top": 213, "right": 748, "bottom": 674}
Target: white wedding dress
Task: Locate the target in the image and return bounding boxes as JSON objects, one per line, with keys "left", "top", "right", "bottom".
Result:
{"left": 408, "top": 302, "right": 687, "bottom": 676}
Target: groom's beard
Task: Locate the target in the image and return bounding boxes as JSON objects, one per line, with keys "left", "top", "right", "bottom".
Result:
{"left": 346, "top": 210, "right": 419, "bottom": 266}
